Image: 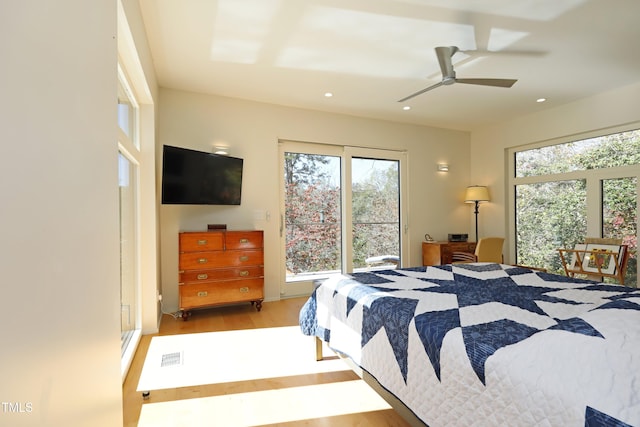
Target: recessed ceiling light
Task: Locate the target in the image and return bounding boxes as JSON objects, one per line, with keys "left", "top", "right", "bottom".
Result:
{"left": 403, "top": 106, "right": 411, "bottom": 111}
{"left": 324, "top": 92, "right": 333, "bottom": 98}
{"left": 536, "top": 98, "right": 547, "bottom": 103}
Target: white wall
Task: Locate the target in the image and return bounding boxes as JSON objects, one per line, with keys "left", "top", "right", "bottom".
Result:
{"left": 0, "top": 1, "right": 122, "bottom": 426}
{"left": 157, "top": 89, "right": 472, "bottom": 311}
{"left": 471, "top": 81, "right": 640, "bottom": 262}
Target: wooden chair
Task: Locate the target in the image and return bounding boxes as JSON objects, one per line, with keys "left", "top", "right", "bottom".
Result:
{"left": 452, "top": 237, "right": 505, "bottom": 263}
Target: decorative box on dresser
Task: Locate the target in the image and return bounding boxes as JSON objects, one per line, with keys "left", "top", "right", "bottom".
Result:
{"left": 422, "top": 241, "right": 477, "bottom": 266}
{"left": 178, "top": 230, "right": 264, "bottom": 319}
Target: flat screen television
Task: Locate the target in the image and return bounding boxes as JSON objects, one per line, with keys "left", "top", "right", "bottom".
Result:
{"left": 161, "top": 145, "right": 243, "bottom": 205}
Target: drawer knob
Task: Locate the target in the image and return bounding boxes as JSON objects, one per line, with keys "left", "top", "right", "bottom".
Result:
{"left": 239, "top": 270, "right": 249, "bottom": 277}
{"left": 239, "top": 255, "right": 249, "bottom": 262}
{"left": 239, "top": 238, "right": 249, "bottom": 244}
{"left": 197, "top": 291, "right": 208, "bottom": 297}
{"left": 198, "top": 258, "right": 208, "bottom": 264}
{"left": 197, "top": 239, "right": 207, "bottom": 245}
{"left": 239, "top": 287, "right": 249, "bottom": 293}
{"left": 197, "top": 274, "right": 208, "bottom": 280}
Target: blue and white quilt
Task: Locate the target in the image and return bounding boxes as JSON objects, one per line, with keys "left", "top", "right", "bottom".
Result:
{"left": 299, "top": 263, "right": 640, "bottom": 426}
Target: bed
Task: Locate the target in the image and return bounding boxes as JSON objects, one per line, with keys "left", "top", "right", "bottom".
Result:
{"left": 299, "top": 263, "right": 640, "bottom": 426}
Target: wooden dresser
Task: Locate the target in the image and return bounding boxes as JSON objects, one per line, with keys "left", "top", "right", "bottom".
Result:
{"left": 422, "top": 241, "right": 477, "bottom": 266}
{"left": 178, "top": 230, "right": 264, "bottom": 319}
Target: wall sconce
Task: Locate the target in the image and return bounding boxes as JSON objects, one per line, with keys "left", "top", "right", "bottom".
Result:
{"left": 437, "top": 163, "right": 449, "bottom": 172}
{"left": 213, "top": 145, "right": 229, "bottom": 155}
{"left": 464, "top": 185, "right": 490, "bottom": 242}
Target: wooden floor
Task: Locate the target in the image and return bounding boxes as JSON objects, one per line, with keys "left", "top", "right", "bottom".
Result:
{"left": 122, "top": 297, "right": 411, "bottom": 426}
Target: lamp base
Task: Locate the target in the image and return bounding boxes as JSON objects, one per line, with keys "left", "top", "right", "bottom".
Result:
{"left": 474, "top": 201, "right": 480, "bottom": 243}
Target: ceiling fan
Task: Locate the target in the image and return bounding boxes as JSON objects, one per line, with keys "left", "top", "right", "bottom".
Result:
{"left": 398, "top": 46, "right": 517, "bottom": 102}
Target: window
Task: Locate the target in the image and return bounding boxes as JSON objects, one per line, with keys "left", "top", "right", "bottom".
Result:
{"left": 284, "top": 151, "right": 343, "bottom": 278}
{"left": 510, "top": 128, "right": 639, "bottom": 287}
{"left": 515, "top": 180, "right": 587, "bottom": 272}
{"left": 117, "top": 67, "right": 141, "bottom": 376}
{"left": 351, "top": 157, "right": 400, "bottom": 270}
{"left": 117, "top": 0, "right": 156, "bottom": 380}
{"left": 515, "top": 130, "right": 640, "bottom": 177}
{"left": 602, "top": 176, "right": 637, "bottom": 280}
{"left": 118, "top": 151, "right": 138, "bottom": 354}
{"left": 118, "top": 74, "right": 138, "bottom": 147}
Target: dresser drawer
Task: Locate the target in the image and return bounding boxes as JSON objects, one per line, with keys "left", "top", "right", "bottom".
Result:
{"left": 225, "top": 231, "right": 263, "bottom": 250}
{"left": 179, "top": 232, "right": 224, "bottom": 252}
{"left": 179, "top": 249, "right": 263, "bottom": 270}
{"left": 179, "top": 278, "right": 264, "bottom": 309}
{"left": 180, "top": 266, "right": 264, "bottom": 283}
{"left": 422, "top": 241, "right": 477, "bottom": 266}
{"left": 440, "top": 242, "right": 475, "bottom": 256}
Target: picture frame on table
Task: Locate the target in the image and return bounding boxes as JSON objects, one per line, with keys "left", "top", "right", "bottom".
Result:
{"left": 568, "top": 244, "right": 587, "bottom": 271}
{"left": 581, "top": 243, "right": 625, "bottom": 275}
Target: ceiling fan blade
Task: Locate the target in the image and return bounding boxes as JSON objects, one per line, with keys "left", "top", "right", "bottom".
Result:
{"left": 460, "top": 48, "right": 546, "bottom": 58}
{"left": 455, "top": 78, "right": 517, "bottom": 88}
{"left": 397, "top": 81, "right": 444, "bottom": 102}
{"left": 435, "top": 46, "right": 458, "bottom": 79}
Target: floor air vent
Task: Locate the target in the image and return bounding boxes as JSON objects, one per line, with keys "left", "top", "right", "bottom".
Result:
{"left": 161, "top": 351, "right": 183, "bottom": 367}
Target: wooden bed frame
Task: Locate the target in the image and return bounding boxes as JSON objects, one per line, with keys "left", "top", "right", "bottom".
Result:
{"left": 315, "top": 337, "right": 427, "bottom": 427}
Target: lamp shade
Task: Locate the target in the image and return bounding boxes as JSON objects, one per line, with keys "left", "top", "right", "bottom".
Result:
{"left": 464, "top": 185, "right": 490, "bottom": 203}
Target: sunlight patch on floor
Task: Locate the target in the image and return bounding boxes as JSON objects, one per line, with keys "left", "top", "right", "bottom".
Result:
{"left": 137, "top": 379, "right": 392, "bottom": 426}
{"left": 137, "top": 326, "right": 348, "bottom": 392}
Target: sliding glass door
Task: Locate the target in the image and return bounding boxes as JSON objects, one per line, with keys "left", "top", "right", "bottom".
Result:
{"left": 118, "top": 152, "right": 138, "bottom": 354}
{"left": 351, "top": 157, "right": 400, "bottom": 270}
{"left": 280, "top": 141, "right": 407, "bottom": 297}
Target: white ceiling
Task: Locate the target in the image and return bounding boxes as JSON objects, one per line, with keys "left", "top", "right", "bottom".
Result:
{"left": 138, "top": 0, "right": 640, "bottom": 131}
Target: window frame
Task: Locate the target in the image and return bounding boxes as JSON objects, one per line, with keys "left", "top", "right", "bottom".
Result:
{"left": 117, "top": 64, "right": 143, "bottom": 379}
{"left": 507, "top": 123, "right": 640, "bottom": 287}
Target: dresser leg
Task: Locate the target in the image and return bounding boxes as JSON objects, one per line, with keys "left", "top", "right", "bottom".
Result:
{"left": 254, "top": 300, "right": 263, "bottom": 312}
